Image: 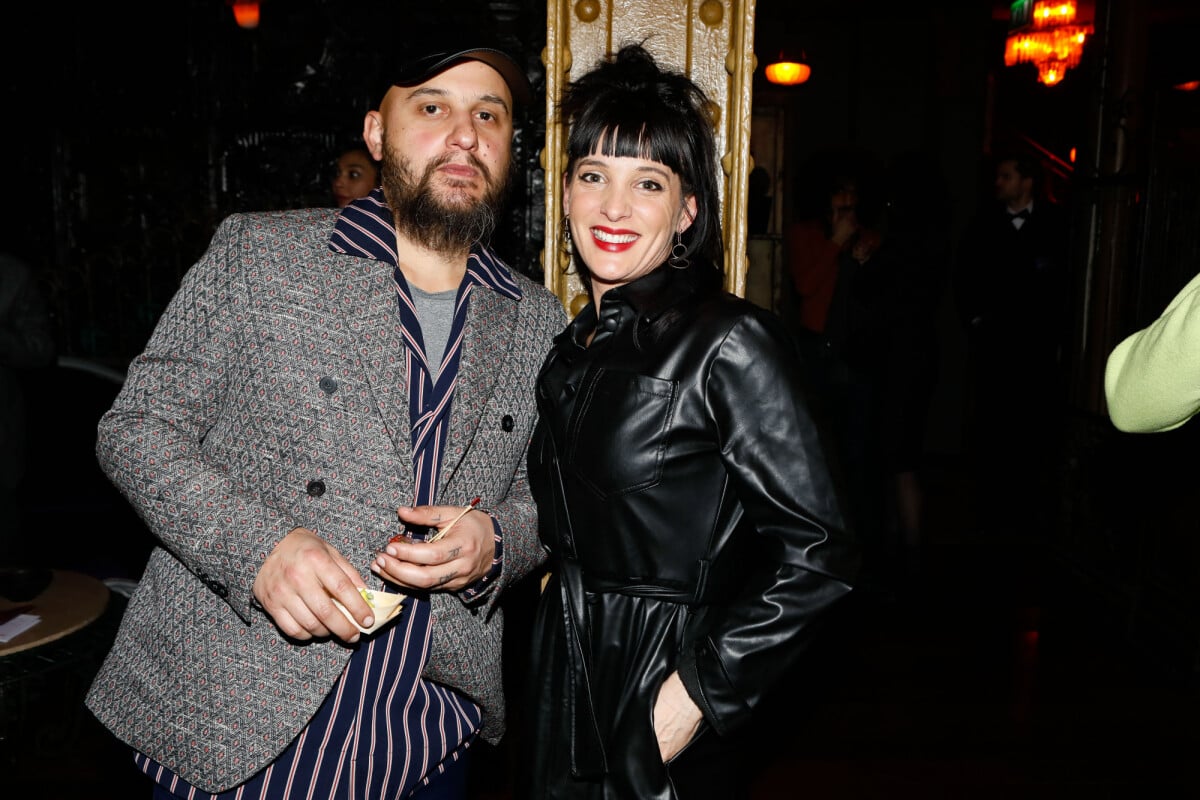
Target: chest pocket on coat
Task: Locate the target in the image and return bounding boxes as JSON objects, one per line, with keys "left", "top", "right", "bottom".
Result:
{"left": 565, "top": 369, "right": 677, "bottom": 498}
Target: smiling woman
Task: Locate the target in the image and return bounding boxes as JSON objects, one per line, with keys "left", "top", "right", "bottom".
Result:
{"left": 554, "top": 45, "right": 726, "bottom": 307}
{"left": 564, "top": 152, "right": 698, "bottom": 302}
{"left": 522, "top": 44, "right": 859, "bottom": 800}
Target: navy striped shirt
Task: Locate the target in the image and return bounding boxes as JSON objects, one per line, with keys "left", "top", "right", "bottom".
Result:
{"left": 140, "top": 190, "right": 520, "bottom": 798}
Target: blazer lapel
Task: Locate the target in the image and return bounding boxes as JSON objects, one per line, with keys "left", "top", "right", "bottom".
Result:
{"left": 438, "top": 285, "right": 516, "bottom": 494}
{"left": 333, "top": 254, "right": 414, "bottom": 470}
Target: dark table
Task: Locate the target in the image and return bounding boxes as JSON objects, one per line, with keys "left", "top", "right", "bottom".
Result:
{"left": 0, "top": 570, "right": 121, "bottom": 772}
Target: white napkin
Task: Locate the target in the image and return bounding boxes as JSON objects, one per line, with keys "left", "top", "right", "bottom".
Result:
{"left": 0, "top": 614, "right": 41, "bottom": 643}
{"left": 332, "top": 588, "right": 406, "bottom": 635}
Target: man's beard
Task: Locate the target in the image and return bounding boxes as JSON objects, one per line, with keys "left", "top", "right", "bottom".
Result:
{"left": 381, "top": 143, "right": 510, "bottom": 255}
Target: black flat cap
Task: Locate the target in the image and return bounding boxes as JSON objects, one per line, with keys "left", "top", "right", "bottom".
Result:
{"left": 387, "top": 37, "right": 532, "bottom": 106}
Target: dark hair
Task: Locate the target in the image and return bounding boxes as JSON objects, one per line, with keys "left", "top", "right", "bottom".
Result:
{"left": 331, "top": 145, "right": 381, "bottom": 177}
{"left": 335, "top": 144, "right": 374, "bottom": 160}
{"left": 558, "top": 43, "right": 724, "bottom": 291}
{"left": 997, "top": 152, "right": 1043, "bottom": 193}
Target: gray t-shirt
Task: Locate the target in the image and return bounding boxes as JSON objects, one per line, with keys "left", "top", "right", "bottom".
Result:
{"left": 409, "top": 284, "right": 458, "bottom": 379}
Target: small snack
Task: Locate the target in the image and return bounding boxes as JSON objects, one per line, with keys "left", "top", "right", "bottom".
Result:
{"left": 332, "top": 586, "right": 407, "bottom": 635}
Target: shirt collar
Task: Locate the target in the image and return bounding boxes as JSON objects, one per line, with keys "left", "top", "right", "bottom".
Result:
{"left": 562, "top": 266, "right": 705, "bottom": 347}
{"left": 607, "top": 265, "right": 701, "bottom": 321}
{"left": 328, "top": 187, "right": 523, "bottom": 301}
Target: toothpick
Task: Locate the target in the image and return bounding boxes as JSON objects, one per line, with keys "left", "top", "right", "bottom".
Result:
{"left": 425, "top": 497, "right": 481, "bottom": 543}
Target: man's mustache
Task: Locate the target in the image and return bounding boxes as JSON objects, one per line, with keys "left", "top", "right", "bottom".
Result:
{"left": 426, "top": 152, "right": 492, "bottom": 184}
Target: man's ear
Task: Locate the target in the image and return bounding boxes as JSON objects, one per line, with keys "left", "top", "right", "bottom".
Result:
{"left": 363, "top": 111, "right": 385, "bottom": 161}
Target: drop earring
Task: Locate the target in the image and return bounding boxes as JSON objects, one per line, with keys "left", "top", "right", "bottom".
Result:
{"left": 668, "top": 230, "right": 689, "bottom": 269}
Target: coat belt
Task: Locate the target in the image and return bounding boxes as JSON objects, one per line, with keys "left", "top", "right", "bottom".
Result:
{"left": 558, "top": 557, "right": 609, "bottom": 779}
{"left": 581, "top": 573, "right": 696, "bottom": 603}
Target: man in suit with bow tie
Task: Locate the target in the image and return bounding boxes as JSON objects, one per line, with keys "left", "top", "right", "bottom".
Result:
{"left": 954, "top": 152, "right": 1071, "bottom": 540}
{"left": 86, "top": 34, "right": 564, "bottom": 800}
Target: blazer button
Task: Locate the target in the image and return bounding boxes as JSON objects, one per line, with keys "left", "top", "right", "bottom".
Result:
{"left": 318, "top": 376, "right": 338, "bottom": 394}
{"left": 306, "top": 479, "right": 326, "bottom": 497}
{"left": 210, "top": 582, "right": 229, "bottom": 598}
{"left": 501, "top": 414, "right": 514, "bottom": 432}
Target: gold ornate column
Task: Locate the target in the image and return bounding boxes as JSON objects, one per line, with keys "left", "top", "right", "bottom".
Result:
{"left": 542, "top": 0, "right": 759, "bottom": 315}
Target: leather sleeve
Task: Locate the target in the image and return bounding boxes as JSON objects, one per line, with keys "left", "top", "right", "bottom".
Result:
{"left": 675, "top": 310, "right": 858, "bottom": 734}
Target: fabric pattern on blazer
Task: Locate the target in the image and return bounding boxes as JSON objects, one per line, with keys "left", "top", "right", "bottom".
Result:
{"left": 86, "top": 208, "right": 564, "bottom": 791}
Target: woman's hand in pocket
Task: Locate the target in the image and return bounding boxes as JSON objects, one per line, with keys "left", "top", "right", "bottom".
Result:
{"left": 652, "top": 671, "right": 704, "bottom": 762}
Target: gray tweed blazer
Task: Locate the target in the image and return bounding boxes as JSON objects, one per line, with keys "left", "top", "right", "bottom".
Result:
{"left": 86, "top": 208, "right": 564, "bottom": 791}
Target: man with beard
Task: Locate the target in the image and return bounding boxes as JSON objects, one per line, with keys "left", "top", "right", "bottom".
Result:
{"left": 86, "top": 36, "right": 564, "bottom": 800}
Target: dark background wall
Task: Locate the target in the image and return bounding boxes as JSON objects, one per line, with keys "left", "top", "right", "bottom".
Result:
{"left": 0, "top": 0, "right": 549, "bottom": 365}
{"left": 748, "top": 0, "right": 1200, "bottom": 674}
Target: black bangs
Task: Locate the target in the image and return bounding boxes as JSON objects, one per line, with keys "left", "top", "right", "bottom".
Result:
{"left": 566, "top": 100, "right": 693, "bottom": 184}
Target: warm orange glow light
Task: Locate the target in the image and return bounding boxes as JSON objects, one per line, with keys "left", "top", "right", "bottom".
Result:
{"left": 1069, "top": 146, "right": 1077, "bottom": 162}
{"left": 231, "top": 1, "right": 260, "bottom": 29}
{"left": 765, "top": 61, "right": 811, "bottom": 86}
{"left": 1004, "top": 1, "right": 1092, "bottom": 86}
{"left": 1175, "top": 80, "right": 1200, "bottom": 92}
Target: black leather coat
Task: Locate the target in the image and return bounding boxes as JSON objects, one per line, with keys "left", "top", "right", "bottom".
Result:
{"left": 525, "top": 265, "right": 858, "bottom": 799}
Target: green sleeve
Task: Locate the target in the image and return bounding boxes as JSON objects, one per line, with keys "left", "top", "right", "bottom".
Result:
{"left": 1105, "top": 271, "right": 1200, "bottom": 433}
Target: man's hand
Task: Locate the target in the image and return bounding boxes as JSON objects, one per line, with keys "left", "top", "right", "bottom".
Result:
{"left": 372, "top": 505, "right": 495, "bottom": 592}
{"left": 829, "top": 189, "right": 861, "bottom": 247}
{"left": 851, "top": 228, "right": 881, "bottom": 263}
{"left": 653, "top": 671, "right": 704, "bottom": 763}
{"left": 252, "top": 527, "right": 371, "bottom": 643}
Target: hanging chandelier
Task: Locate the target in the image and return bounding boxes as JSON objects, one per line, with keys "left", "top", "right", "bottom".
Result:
{"left": 1004, "top": 1, "right": 1093, "bottom": 86}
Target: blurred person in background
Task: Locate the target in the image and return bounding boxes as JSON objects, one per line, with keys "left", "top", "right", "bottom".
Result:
{"left": 330, "top": 144, "right": 381, "bottom": 208}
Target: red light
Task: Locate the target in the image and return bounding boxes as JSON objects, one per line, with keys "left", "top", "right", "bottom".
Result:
{"left": 230, "top": 1, "right": 260, "bottom": 29}
{"left": 765, "top": 61, "right": 811, "bottom": 86}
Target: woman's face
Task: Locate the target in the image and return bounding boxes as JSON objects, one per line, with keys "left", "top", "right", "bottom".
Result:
{"left": 563, "top": 151, "right": 696, "bottom": 303}
{"left": 331, "top": 149, "right": 380, "bottom": 208}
